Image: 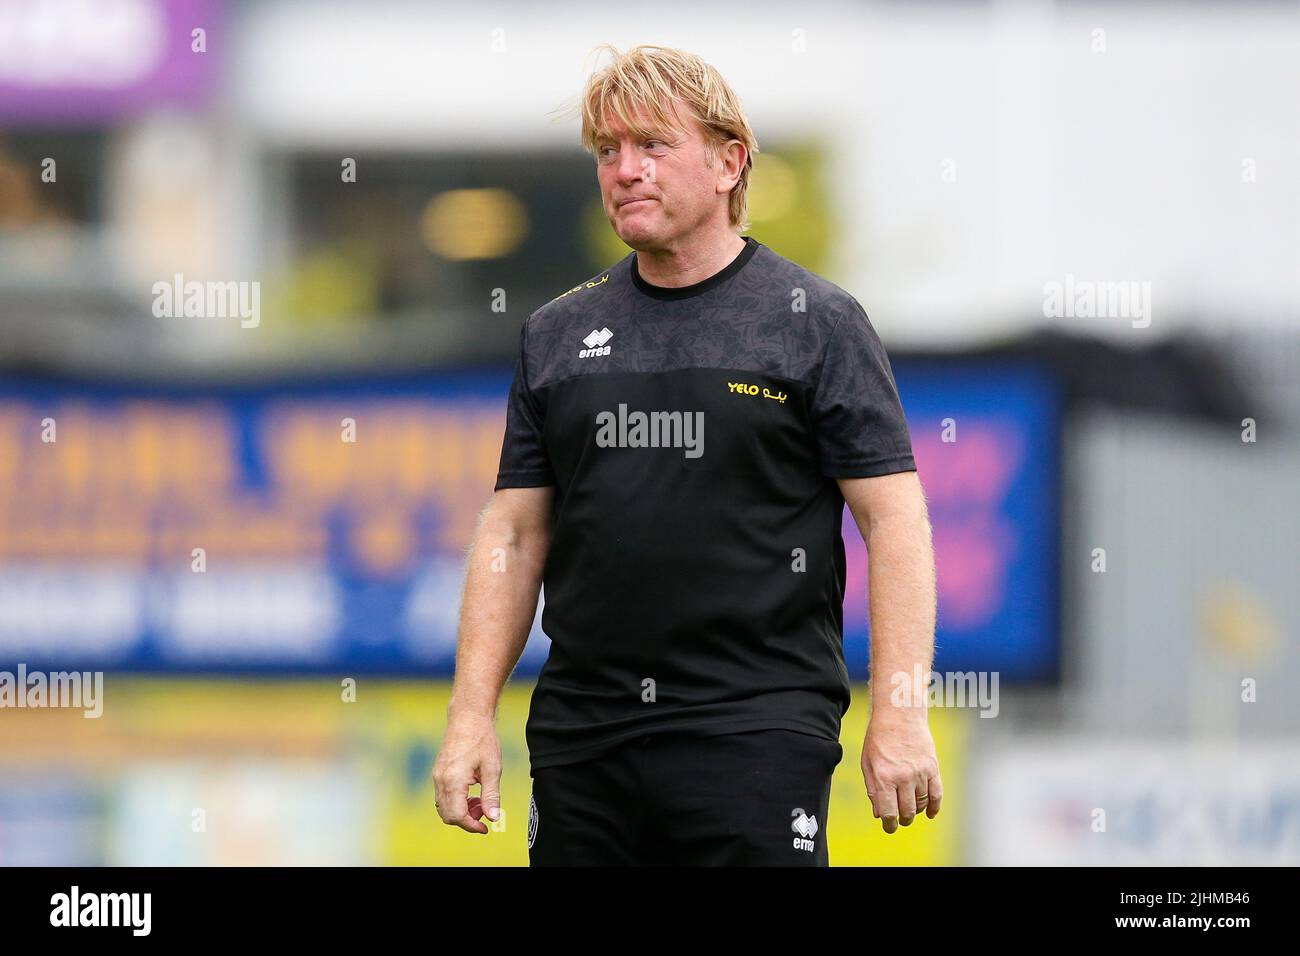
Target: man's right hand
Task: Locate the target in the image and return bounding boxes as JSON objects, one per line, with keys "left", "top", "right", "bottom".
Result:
{"left": 432, "top": 712, "right": 503, "bottom": 834}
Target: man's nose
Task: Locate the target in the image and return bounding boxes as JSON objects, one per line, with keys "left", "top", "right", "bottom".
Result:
{"left": 615, "top": 145, "right": 647, "bottom": 185}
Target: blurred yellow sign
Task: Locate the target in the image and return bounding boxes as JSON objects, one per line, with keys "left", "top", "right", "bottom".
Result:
{"left": 0, "top": 679, "right": 966, "bottom": 865}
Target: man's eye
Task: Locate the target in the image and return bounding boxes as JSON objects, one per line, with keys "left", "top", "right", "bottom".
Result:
{"left": 645, "top": 140, "right": 664, "bottom": 149}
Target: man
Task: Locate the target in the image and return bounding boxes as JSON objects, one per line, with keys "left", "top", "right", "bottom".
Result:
{"left": 433, "top": 43, "right": 940, "bottom": 866}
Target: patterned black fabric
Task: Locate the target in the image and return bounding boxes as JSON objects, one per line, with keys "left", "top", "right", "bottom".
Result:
{"left": 499, "top": 236, "right": 914, "bottom": 485}
{"left": 493, "top": 236, "right": 916, "bottom": 769}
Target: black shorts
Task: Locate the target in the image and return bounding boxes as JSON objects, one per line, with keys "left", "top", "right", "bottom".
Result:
{"left": 527, "top": 729, "right": 843, "bottom": 866}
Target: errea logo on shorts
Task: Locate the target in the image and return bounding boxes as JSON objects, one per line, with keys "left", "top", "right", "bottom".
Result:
{"left": 791, "top": 808, "right": 818, "bottom": 852}
{"left": 579, "top": 327, "right": 613, "bottom": 358}
{"left": 527, "top": 794, "right": 539, "bottom": 849}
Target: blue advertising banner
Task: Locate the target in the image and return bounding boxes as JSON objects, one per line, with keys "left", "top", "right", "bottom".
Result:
{"left": 847, "top": 361, "right": 1062, "bottom": 682}
{"left": 0, "top": 362, "right": 1059, "bottom": 680}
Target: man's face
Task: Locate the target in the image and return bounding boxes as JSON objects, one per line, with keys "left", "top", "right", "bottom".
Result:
{"left": 594, "top": 100, "right": 729, "bottom": 250}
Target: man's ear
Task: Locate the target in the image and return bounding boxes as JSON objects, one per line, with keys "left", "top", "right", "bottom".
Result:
{"left": 723, "top": 140, "right": 747, "bottom": 187}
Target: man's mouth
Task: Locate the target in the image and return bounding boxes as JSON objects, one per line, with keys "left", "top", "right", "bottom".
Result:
{"left": 618, "top": 198, "right": 654, "bottom": 208}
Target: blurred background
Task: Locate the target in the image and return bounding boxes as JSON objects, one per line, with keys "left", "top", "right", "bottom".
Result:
{"left": 1, "top": 0, "right": 1298, "bottom": 865}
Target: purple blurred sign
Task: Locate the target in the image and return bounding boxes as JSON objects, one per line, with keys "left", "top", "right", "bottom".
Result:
{"left": 0, "top": 0, "right": 222, "bottom": 123}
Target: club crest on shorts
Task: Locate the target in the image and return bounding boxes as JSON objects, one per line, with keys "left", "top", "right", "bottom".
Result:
{"left": 791, "top": 807, "right": 818, "bottom": 851}
{"left": 527, "top": 794, "right": 539, "bottom": 849}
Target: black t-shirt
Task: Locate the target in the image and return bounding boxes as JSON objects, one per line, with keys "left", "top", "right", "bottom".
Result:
{"left": 495, "top": 235, "right": 916, "bottom": 769}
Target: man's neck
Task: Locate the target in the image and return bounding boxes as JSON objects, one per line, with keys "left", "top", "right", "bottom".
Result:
{"left": 634, "top": 230, "right": 747, "bottom": 289}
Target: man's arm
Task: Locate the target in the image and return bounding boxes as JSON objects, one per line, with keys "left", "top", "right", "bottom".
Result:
{"left": 433, "top": 485, "right": 554, "bottom": 834}
{"left": 838, "top": 470, "right": 943, "bottom": 833}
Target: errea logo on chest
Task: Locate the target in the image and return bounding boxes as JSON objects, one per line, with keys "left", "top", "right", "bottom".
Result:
{"left": 579, "top": 327, "right": 613, "bottom": 358}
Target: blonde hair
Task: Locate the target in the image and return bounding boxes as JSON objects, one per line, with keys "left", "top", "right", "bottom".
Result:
{"left": 565, "top": 43, "right": 759, "bottom": 233}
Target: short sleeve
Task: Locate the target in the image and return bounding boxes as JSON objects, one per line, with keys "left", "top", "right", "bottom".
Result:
{"left": 494, "top": 320, "right": 556, "bottom": 489}
{"left": 811, "top": 299, "right": 916, "bottom": 478}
